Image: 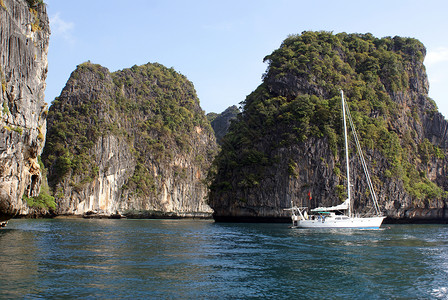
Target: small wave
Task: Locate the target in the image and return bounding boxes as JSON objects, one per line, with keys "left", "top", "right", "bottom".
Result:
{"left": 432, "top": 287, "right": 448, "bottom": 299}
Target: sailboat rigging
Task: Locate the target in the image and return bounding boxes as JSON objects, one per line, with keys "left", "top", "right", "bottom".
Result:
{"left": 287, "top": 90, "right": 385, "bottom": 229}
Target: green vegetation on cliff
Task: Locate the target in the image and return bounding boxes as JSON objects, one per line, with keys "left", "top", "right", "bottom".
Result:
{"left": 43, "top": 62, "right": 214, "bottom": 197}
{"left": 23, "top": 157, "right": 56, "bottom": 211}
{"left": 210, "top": 31, "right": 446, "bottom": 207}
{"left": 43, "top": 63, "right": 109, "bottom": 187}
{"left": 207, "top": 105, "right": 240, "bottom": 144}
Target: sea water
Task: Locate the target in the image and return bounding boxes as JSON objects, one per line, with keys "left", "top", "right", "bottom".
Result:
{"left": 0, "top": 219, "right": 447, "bottom": 299}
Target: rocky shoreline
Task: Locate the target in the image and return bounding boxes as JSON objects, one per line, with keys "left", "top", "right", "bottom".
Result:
{"left": 384, "top": 208, "right": 448, "bottom": 224}
{"left": 5, "top": 208, "right": 448, "bottom": 224}
{"left": 9, "top": 210, "right": 213, "bottom": 221}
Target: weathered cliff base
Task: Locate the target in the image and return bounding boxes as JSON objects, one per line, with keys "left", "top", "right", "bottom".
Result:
{"left": 383, "top": 208, "right": 448, "bottom": 224}
{"left": 79, "top": 209, "right": 212, "bottom": 219}
{"left": 213, "top": 212, "right": 448, "bottom": 224}
{"left": 213, "top": 215, "right": 290, "bottom": 223}
{"left": 122, "top": 210, "right": 212, "bottom": 219}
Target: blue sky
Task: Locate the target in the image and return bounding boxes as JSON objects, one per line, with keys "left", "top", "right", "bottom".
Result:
{"left": 45, "top": 0, "right": 448, "bottom": 117}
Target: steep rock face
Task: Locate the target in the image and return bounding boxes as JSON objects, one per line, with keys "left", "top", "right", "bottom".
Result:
{"left": 209, "top": 32, "right": 448, "bottom": 222}
{"left": 207, "top": 105, "right": 239, "bottom": 144}
{"left": 55, "top": 134, "right": 135, "bottom": 215}
{"left": 43, "top": 62, "right": 217, "bottom": 217}
{"left": 0, "top": 0, "right": 50, "bottom": 221}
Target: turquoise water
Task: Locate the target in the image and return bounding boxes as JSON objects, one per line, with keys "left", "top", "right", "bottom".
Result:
{"left": 0, "top": 219, "right": 447, "bottom": 299}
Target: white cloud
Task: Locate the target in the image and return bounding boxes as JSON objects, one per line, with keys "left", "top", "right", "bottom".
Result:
{"left": 425, "top": 47, "right": 448, "bottom": 66}
{"left": 50, "top": 13, "right": 75, "bottom": 44}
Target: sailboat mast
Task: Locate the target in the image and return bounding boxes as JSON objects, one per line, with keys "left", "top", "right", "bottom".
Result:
{"left": 341, "top": 90, "right": 351, "bottom": 218}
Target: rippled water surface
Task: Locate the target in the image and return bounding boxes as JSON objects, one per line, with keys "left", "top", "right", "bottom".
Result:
{"left": 1, "top": 219, "right": 447, "bottom": 299}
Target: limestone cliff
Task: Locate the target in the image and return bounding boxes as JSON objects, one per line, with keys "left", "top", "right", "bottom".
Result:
{"left": 207, "top": 105, "right": 239, "bottom": 144}
{"left": 209, "top": 32, "right": 448, "bottom": 223}
{"left": 0, "top": 0, "right": 50, "bottom": 221}
{"left": 43, "top": 62, "right": 217, "bottom": 217}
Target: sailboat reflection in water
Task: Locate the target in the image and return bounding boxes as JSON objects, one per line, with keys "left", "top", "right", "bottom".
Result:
{"left": 287, "top": 90, "right": 385, "bottom": 229}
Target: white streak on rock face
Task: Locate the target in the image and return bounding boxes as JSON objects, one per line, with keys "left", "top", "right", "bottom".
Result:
{"left": 56, "top": 134, "right": 136, "bottom": 216}
{"left": 55, "top": 131, "right": 214, "bottom": 216}
{"left": 0, "top": 0, "right": 50, "bottom": 221}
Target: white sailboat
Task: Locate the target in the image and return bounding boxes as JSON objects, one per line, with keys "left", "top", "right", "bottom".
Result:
{"left": 288, "top": 90, "right": 385, "bottom": 229}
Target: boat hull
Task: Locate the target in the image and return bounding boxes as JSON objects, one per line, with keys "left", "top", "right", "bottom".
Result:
{"left": 293, "top": 216, "right": 386, "bottom": 229}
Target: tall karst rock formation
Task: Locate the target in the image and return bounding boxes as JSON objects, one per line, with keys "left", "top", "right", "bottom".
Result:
{"left": 207, "top": 105, "right": 240, "bottom": 144}
{"left": 0, "top": 0, "right": 50, "bottom": 221}
{"left": 209, "top": 31, "right": 448, "bottom": 223}
{"left": 43, "top": 62, "right": 217, "bottom": 218}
